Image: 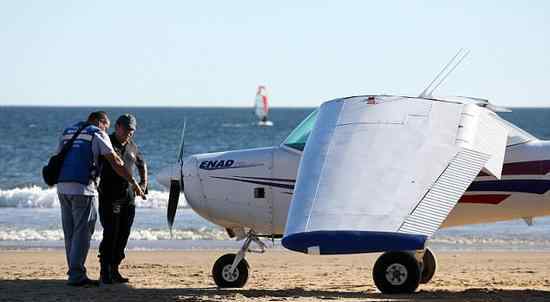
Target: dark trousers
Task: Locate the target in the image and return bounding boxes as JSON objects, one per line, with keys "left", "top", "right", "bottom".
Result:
{"left": 98, "top": 196, "right": 135, "bottom": 265}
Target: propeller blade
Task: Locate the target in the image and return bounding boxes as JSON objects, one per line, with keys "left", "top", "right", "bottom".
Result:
{"left": 168, "top": 121, "right": 187, "bottom": 237}
{"left": 167, "top": 179, "right": 181, "bottom": 237}
{"left": 177, "top": 120, "right": 187, "bottom": 163}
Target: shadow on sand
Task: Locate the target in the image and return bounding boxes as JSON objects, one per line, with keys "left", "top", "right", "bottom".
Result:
{"left": 1, "top": 280, "right": 549, "bottom": 301}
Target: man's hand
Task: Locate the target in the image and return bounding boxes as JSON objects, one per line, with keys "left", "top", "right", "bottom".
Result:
{"left": 104, "top": 152, "right": 145, "bottom": 198}
{"left": 104, "top": 152, "right": 146, "bottom": 199}
{"left": 139, "top": 181, "right": 148, "bottom": 195}
{"left": 131, "top": 179, "right": 146, "bottom": 200}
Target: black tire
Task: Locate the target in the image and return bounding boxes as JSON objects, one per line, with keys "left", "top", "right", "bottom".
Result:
{"left": 373, "top": 251, "right": 421, "bottom": 294}
{"left": 420, "top": 248, "right": 437, "bottom": 284}
{"left": 212, "top": 253, "right": 249, "bottom": 288}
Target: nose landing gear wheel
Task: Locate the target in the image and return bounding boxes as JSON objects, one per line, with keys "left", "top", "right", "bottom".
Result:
{"left": 212, "top": 253, "right": 249, "bottom": 288}
{"left": 373, "top": 251, "right": 421, "bottom": 294}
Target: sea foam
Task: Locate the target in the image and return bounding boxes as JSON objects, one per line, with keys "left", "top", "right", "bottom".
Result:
{"left": 0, "top": 186, "right": 188, "bottom": 208}
{"left": 0, "top": 227, "right": 226, "bottom": 241}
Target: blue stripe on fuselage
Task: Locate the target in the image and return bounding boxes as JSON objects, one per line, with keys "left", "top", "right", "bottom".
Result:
{"left": 467, "top": 179, "right": 550, "bottom": 194}
{"left": 213, "top": 176, "right": 550, "bottom": 195}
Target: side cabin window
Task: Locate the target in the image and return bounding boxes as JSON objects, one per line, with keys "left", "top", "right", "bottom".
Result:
{"left": 283, "top": 109, "right": 319, "bottom": 151}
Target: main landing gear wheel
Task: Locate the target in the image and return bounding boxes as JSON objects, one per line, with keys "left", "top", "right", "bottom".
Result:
{"left": 212, "top": 230, "right": 266, "bottom": 288}
{"left": 420, "top": 248, "right": 437, "bottom": 284}
{"left": 373, "top": 251, "right": 421, "bottom": 294}
{"left": 212, "top": 253, "right": 249, "bottom": 288}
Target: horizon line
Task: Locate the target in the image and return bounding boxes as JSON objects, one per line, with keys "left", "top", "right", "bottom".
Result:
{"left": 2, "top": 104, "right": 550, "bottom": 109}
{"left": 0, "top": 104, "right": 317, "bottom": 109}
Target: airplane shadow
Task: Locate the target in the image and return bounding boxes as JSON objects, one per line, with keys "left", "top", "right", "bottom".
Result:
{"left": 1, "top": 280, "right": 549, "bottom": 302}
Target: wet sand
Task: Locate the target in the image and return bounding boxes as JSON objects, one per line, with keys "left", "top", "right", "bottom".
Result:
{"left": 0, "top": 249, "right": 549, "bottom": 301}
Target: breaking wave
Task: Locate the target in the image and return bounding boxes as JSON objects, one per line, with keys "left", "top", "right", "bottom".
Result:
{"left": 0, "top": 186, "right": 188, "bottom": 209}
{"left": 430, "top": 235, "right": 550, "bottom": 247}
{"left": 0, "top": 227, "right": 226, "bottom": 241}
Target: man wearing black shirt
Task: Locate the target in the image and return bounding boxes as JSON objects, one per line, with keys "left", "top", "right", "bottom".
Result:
{"left": 98, "top": 114, "right": 147, "bottom": 284}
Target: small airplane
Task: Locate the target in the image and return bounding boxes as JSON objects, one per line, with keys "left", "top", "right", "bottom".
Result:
{"left": 254, "top": 85, "right": 273, "bottom": 127}
{"left": 157, "top": 50, "right": 550, "bottom": 293}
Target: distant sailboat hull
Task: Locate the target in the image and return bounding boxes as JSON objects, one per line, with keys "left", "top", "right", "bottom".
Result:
{"left": 258, "top": 120, "right": 274, "bottom": 127}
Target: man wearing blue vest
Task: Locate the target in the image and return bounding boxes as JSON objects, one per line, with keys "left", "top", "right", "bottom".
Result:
{"left": 56, "top": 111, "right": 145, "bottom": 286}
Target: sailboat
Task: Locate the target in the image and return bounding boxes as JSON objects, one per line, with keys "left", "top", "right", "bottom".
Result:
{"left": 254, "top": 85, "right": 273, "bottom": 127}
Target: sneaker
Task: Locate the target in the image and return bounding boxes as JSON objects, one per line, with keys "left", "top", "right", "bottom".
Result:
{"left": 111, "top": 265, "right": 129, "bottom": 283}
{"left": 112, "top": 271, "right": 129, "bottom": 283}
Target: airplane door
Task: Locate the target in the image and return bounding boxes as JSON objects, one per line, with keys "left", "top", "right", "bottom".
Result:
{"left": 271, "top": 147, "right": 302, "bottom": 235}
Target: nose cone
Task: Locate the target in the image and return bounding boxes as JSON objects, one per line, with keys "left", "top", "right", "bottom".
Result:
{"left": 156, "top": 157, "right": 201, "bottom": 210}
{"left": 156, "top": 164, "right": 180, "bottom": 189}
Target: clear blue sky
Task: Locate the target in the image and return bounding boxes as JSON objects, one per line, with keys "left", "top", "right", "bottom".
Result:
{"left": 1, "top": 1, "right": 550, "bottom": 107}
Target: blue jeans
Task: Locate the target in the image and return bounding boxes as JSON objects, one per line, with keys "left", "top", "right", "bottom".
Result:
{"left": 58, "top": 193, "right": 97, "bottom": 283}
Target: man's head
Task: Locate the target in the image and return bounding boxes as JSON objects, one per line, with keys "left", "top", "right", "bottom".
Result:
{"left": 115, "top": 114, "right": 137, "bottom": 145}
{"left": 87, "top": 111, "right": 110, "bottom": 131}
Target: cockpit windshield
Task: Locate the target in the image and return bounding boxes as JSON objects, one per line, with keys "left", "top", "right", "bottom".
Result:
{"left": 282, "top": 109, "right": 319, "bottom": 151}
{"left": 500, "top": 118, "right": 536, "bottom": 146}
{"left": 282, "top": 107, "right": 535, "bottom": 151}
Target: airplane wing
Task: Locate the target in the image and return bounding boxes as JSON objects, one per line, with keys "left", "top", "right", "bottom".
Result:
{"left": 282, "top": 96, "right": 508, "bottom": 255}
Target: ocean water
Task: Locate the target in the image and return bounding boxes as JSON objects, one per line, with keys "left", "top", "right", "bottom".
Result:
{"left": 1, "top": 106, "right": 550, "bottom": 251}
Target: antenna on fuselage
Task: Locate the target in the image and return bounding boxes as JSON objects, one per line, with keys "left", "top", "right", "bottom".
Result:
{"left": 419, "top": 48, "right": 470, "bottom": 99}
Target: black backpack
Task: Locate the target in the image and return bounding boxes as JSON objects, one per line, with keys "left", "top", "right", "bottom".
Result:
{"left": 42, "top": 123, "right": 90, "bottom": 187}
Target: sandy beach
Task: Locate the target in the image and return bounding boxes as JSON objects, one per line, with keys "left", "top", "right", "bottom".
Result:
{"left": 0, "top": 249, "right": 549, "bottom": 301}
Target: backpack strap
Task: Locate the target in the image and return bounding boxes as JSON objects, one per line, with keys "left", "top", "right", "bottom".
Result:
{"left": 58, "top": 122, "right": 92, "bottom": 159}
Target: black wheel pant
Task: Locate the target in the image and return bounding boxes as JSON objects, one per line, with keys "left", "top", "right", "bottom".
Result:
{"left": 98, "top": 195, "right": 135, "bottom": 266}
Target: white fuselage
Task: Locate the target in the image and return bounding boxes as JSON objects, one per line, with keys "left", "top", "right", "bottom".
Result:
{"left": 173, "top": 140, "right": 550, "bottom": 235}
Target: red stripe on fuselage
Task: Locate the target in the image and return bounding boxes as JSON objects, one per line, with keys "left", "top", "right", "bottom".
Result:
{"left": 458, "top": 194, "right": 510, "bottom": 205}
